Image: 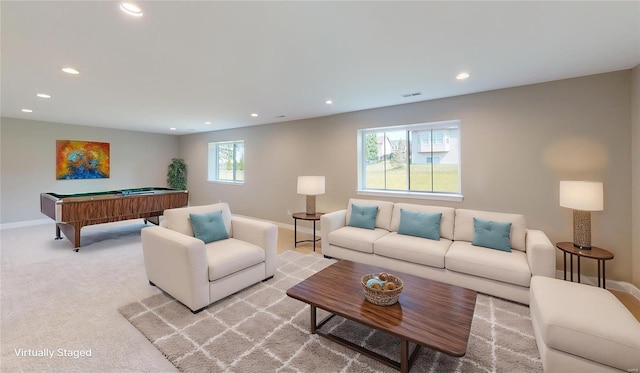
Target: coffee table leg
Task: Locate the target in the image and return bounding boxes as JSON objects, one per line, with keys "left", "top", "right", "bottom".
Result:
{"left": 400, "top": 338, "right": 408, "bottom": 373}
{"left": 310, "top": 305, "right": 317, "bottom": 334}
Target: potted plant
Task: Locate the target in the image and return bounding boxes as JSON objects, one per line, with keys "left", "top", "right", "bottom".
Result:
{"left": 167, "top": 158, "right": 188, "bottom": 190}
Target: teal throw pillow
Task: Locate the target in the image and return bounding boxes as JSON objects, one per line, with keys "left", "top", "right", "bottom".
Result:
{"left": 472, "top": 217, "right": 512, "bottom": 252}
{"left": 348, "top": 204, "right": 378, "bottom": 230}
{"left": 397, "top": 209, "right": 442, "bottom": 240}
{"left": 189, "top": 210, "right": 229, "bottom": 244}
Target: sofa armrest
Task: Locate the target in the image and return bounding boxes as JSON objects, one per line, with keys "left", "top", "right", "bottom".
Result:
{"left": 230, "top": 216, "right": 278, "bottom": 277}
{"left": 141, "top": 226, "right": 209, "bottom": 312}
{"left": 321, "top": 209, "right": 347, "bottom": 256}
{"left": 526, "top": 229, "right": 556, "bottom": 278}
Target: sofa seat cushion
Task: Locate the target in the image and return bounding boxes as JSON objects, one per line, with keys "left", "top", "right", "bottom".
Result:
{"left": 374, "top": 232, "right": 451, "bottom": 268}
{"left": 206, "top": 238, "right": 265, "bottom": 281}
{"left": 530, "top": 276, "right": 640, "bottom": 371}
{"left": 328, "top": 226, "right": 389, "bottom": 254}
{"left": 445, "top": 241, "right": 531, "bottom": 286}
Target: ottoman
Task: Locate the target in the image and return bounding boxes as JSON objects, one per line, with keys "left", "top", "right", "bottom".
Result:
{"left": 530, "top": 276, "right": 640, "bottom": 372}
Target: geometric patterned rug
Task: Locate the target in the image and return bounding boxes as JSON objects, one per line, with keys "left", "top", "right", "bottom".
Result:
{"left": 118, "top": 250, "right": 542, "bottom": 372}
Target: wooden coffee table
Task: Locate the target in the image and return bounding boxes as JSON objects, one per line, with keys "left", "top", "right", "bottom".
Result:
{"left": 286, "top": 260, "right": 477, "bottom": 373}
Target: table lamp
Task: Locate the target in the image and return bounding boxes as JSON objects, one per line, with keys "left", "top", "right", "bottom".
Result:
{"left": 297, "top": 176, "right": 325, "bottom": 215}
{"left": 559, "top": 181, "right": 603, "bottom": 249}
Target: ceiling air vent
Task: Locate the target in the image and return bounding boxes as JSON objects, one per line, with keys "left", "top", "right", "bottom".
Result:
{"left": 402, "top": 92, "right": 422, "bottom": 98}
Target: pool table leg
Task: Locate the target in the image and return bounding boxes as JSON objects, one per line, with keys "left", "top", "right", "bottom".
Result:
{"left": 55, "top": 225, "right": 63, "bottom": 240}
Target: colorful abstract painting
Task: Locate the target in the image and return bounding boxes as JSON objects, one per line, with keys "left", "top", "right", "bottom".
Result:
{"left": 56, "top": 140, "right": 110, "bottom": 179}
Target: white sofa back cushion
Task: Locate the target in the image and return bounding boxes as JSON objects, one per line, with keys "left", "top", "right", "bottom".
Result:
{"left": 346, "top": 199, "right": 394, "bottom": 231}
{"left": 390, "top": 203, "right": 455, "bottom": 240}
{"left": 164, "top": 203, "right": 232, "bottom": 238}
{"left": 454, "top": 209, "right": 526, "bottom": 252}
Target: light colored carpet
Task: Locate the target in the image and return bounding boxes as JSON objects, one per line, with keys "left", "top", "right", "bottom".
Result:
{"left": 0, "top": 220, "right": 177, "bottom": 372}
{"left": 119, "top": 251, "right": 543, "bottom": 373}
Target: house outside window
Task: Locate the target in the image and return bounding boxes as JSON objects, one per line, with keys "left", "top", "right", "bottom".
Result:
{"left": 208, "top": 140, "right": 244, "bottom": 183}
{"left": 357, "top": 120, "right": 461, "bottom": 201}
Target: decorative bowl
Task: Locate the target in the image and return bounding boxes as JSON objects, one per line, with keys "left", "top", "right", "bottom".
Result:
{"left": 361, "top": 273, "right": 403, "bottom": 306}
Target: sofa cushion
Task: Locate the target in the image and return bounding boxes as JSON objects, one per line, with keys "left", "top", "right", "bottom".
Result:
{"left": 472, "top": 217, "right": 512, "bottom": 252}
{"left": 206, "top": 238, "right": 265, "bottom": 281}
{"left": 328, "top": 226, "right": 389, "bottom": 254}
{"left": 374, "top": 232, "right": 451, "bottom": 268}
{"left": 454, "top": 209, "right": 526, "bottom": 252}
{"left": 164, "top": 203, "right": 232, "bottom": 237}
{"left": 445, "top": 241, "right": 531, "bottom": 286}
{"left": 530, "top": 276, "right": 640, "bottom": 371}
{"left": 346, "top": 199, "right": 394, "bottom": 231}
{"left": 190, "top": 210, "right": 230, "bottom": 243}
{"left": 397, "top": 209, "right": 442, "bottom": 240}
{"left": 391, "top": 203, "right": 455, "bottom": 240}
{"left": 348, "top": 204, "right": 378, "bottom": 230}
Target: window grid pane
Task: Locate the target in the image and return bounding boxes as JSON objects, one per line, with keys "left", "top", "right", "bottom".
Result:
{"left": 359, "top": 121, "right": 460, "bottom": 194}
{"left": 208, "top": 140, "right": 244, "bottom": 183}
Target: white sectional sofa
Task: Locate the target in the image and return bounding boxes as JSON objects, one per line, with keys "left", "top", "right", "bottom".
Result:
{"left": 530, "top": 276, "right": 640, "bottom": 372}
{"left": 321, "top": 198, "right": 556, "bottom": 305}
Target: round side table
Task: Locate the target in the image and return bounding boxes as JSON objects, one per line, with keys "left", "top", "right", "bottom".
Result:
{"left": 292, "top": 212, "right": 323, "bottom": 251}
{"left": 556, "top": 242, "right": 614, "bottom": 288}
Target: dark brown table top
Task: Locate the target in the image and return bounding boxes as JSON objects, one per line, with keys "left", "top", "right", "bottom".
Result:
{"left": 286, "top": 260, "right": 477, "bottom": 357}
{"left": 556, "top": 242, "right": 614, "bottom": 260}
{"left": 292, "top": 212, "right": 324, "bottom": 220}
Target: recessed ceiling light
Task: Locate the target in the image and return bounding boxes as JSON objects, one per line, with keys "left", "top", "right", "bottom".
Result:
{"left": 62, "top": 67, "right": 80, "bottom": 75}
{"left": 456, "top": 72, "right": 471, "bottom": 80}
{"left": 169, "top": 127, "right": 177, "bottom": 131}
{"left": 21, "top": 109, "right": 33, "bottom": 113}
{"left": 36, "top": 93, "right": 51, "bottom": 98}
{"left": 325, "top": 100, "right": 333, "bottom": 105}
{"left": 251, "top": 113, "right": 258, "bottom": 117}
{"left": 120, "top": 2, "right": 143, "bottom": 17}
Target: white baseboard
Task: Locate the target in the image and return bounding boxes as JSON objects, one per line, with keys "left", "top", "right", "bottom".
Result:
{"left": 554, "top": 269, "right": 640, "bottom": 300}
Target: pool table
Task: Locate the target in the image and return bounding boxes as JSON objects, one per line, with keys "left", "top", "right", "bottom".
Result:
{"left": 40, "top": 187, "right": 189, "bottom": 250}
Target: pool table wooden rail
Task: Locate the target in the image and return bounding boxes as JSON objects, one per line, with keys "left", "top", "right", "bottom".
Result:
{"left": 40, "top": 188, "right": 188, "bottom": 250}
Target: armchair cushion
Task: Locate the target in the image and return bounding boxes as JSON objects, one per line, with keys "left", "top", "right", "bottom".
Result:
{"left": 190, "top": 211, "right": 229, "bottom": 243}
{"left": 164, "top": 203, "right": 232, "bottom": 237}
{"left": 206, "top": 238, "right": 265, "bottom": 281}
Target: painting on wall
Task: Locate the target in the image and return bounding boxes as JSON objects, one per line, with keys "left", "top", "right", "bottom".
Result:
{"left": 56, "top": 140, "right": 110, "bottom": 179}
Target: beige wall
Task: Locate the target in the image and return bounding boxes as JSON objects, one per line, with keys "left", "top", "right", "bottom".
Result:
{"left": 180, "top": 71, "right": 634, "bottom": 283}
{"left": 0, "top": 71, "right": 634, "bottom": 284}
{"left": 0, "top": 117, "right": 179, "bottom": 224}
{"left": 632, "top": 64, "right": 640, "bottom": 288}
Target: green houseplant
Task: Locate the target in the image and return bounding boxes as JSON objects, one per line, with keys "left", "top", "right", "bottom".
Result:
{"left": 167, "top": 158, "right": 188, "bottom": 190}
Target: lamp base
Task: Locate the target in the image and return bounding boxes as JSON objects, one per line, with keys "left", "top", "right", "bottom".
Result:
{"left": 572, "top": 209, "right": 592, "bottom": 249}
{"left": 305, "top": 195, "right": 316, "bottom": 215}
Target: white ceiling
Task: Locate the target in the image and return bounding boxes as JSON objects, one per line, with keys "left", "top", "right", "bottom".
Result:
{"left": 2, "top": 1, "right": 639, "bottom": 135}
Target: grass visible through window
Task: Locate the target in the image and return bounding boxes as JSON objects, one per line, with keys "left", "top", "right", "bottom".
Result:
{"left": 365, "top": 162, "right": 459, "bottom": 192}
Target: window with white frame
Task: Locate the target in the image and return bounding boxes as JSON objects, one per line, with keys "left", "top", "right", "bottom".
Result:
{"left": 357, "top": 120, "right": 461, "bottom": 199}
{"left": 207, "top": 140, "right": 245, "bottom": 183}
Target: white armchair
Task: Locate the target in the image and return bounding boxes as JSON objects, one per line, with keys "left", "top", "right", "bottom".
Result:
{"left": 141, "top": 203, "right": 278, "bottom": 313}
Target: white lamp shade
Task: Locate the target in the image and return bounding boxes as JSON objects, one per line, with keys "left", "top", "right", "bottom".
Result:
{"left": 559, "top": 181, "right": 603, "bottom": 211}
{"left": 297, "top": 176, "right": 325, "bottom": 195}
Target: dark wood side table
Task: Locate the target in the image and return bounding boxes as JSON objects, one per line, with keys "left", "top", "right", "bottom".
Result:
{"left": 556, "top": 242, "right": 614, "bottom": 288}
{"left": 292, "top": 212, "right": 323, "bottom": 252}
